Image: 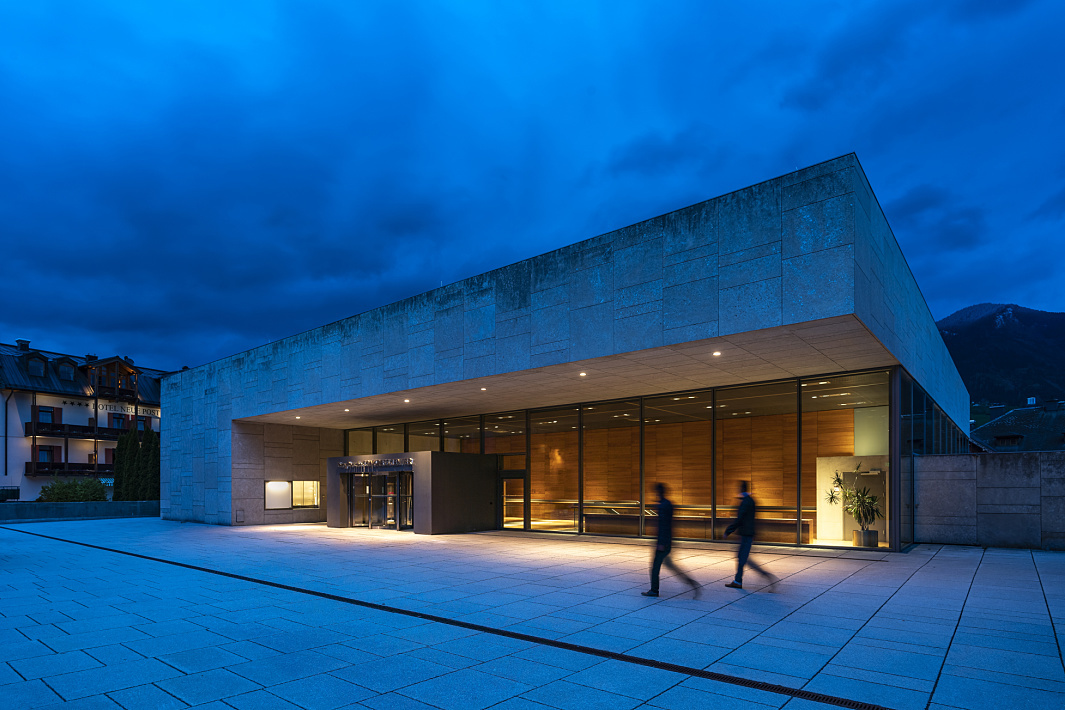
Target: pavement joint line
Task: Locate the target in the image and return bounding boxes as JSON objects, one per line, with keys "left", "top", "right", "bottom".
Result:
{"left": 1031, "top": 550, "right": 1065, "bottom": 673}
{"left": 3, "top": 525, "right": 896, "bottom": 710}
{"left": 924, "top": 547, "right": 985, "bottom": 709}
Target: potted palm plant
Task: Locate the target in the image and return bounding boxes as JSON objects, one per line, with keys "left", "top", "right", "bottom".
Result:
{"left": 825, "top": 463, "right": 884, "bottom": 547}
{"left": 844, "top": 486, "right": 883, "bottom": 547}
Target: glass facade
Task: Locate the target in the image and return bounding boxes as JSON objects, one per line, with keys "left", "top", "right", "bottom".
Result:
{"left": 408, "top": 420, "right": 441, "bottom": 452}
{"left": 582, "top": 400, "right": 640, "bottom": 536}
{"left": 341, "top": 366, "right": 969, "bottom": 550}
{"left": 529, "top": 407, "right": 579, "bottom": 532}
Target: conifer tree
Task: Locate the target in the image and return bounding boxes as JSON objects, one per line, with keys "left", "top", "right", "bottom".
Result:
{"left": 146, "top": 430, "right": 161, "bottom": 500}
{"left": 135, "top": 429, "right": 150, "bottom": 500}
{"left": 137, "top": 429, "right": 160, "bottom": 500}
{"left": 112, "top": 427, "right": 140, "bottom": 501}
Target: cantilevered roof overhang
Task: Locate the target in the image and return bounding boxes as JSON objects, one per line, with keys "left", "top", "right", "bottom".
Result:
{"left": 242, "top": 314, "right": 896, "bottom": 429}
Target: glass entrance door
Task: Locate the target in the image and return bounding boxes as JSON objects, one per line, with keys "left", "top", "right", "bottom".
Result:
{"left": 349, "top": 474, "right": 369, "bottom": 527}
{"left": 369, "top": 471, "right": 414, "bottom": 530}
{"left": 502, "top": 477, "right": 525, "bottom": 529}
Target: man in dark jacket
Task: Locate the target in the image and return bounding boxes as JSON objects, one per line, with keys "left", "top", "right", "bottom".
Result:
{"left": 642, "top": 482, "right": 701, "bottom": 598}
{"left": 724, "top": 480, "right": 779, "bottom": 591}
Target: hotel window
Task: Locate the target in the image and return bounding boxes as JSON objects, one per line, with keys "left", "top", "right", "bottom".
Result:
{"left": 59, "top": 363, "right": 75, "bottom": 381}
{"left": 28, "top": 359, "right": 45, "bottom": 377}
{"left": 110, "top": 414, "right": 127, "bottom": 430}
{"left": 292, "top": 480, "right": 320, "bottom": 508}
{"left": 37, "top": 406, "right": 55, "bottom": 424}
{"left": 36, "top": 446, "right": 55, "bottom": 463}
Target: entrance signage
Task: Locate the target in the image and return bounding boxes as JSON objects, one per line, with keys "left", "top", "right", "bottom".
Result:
{"left": 98, "top": 403, "right": 161, "bottom": 418}
{"left": 338, "top": 457, "right": 414, "bottom": 473}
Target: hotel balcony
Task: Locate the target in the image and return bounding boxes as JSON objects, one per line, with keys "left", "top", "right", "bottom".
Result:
{"left": 24, "top": 422, "right": 130, "bottom": 441}
{"left": 24, "top": 462, "right": 116, "bottom": 477}
{"left": 93, "top": 385, "right": 137, "bottom": 401}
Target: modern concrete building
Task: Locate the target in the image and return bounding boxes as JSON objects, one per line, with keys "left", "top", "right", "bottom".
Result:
{"left": 161, "top": 154, "right": 969, "bottom": 550}
{"left": 2, "top": 340, "right": 164, "bottom": 501}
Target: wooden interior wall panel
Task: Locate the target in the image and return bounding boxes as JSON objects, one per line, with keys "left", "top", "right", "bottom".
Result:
{"left": 801, "top": 410, "right": 855, "bottom": 508}
{"left": 801, "top": 412, "right": 820, "bottom": 508}
{"left": 530, "top": 431, "right": 578, "bottom": 499}
{"left": 681, "top": 420, "right": 712, "bottom": 505}
{"left": 581, "top": 427, "right": 639, "bottom": 501}
{"left": 750, "top": 416, "right": 785, "bottom": 506}
{"left": 644, "top": 421, "right": 711, "bottom": 506}
{"left": 582, "top": 429, "right": 608, "bottom": 500}
{"left": 782, "top": 413, "right": 798, "bottom": 507}
{"left": 485, "top": 435, "right": 525, "bottom": 454}
{"left": 610, "top": 427, "right": 640, "bottom": 500}
{"left": 716, "top": 418, "right": 752, "bottom": 502}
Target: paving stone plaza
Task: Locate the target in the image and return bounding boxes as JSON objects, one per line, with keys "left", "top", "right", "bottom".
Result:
{"left": 2, "top": 519, "right": 1063, "bottom": 710}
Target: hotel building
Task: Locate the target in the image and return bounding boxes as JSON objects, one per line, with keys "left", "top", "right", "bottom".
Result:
{"left": 1, "top": 341, "right": 164, "bottom": 501}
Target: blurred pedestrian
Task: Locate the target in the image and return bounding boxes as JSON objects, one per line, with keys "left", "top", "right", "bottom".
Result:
{"left": 642, "top": 482, "right": 701, "bottom": 598}
{"left": 724, "top": 480, "right": 779, "bottom": 591}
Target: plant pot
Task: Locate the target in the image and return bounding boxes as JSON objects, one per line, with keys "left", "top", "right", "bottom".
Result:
{"left": 852, "top": 530, "right": 878, "bottom": 547}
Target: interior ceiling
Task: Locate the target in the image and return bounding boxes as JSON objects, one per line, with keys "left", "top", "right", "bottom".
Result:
{"left": 242, "top": 315, "right": 898, "bottom": 430}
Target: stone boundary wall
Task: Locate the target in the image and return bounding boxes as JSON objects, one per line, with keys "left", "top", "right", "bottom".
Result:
{"left": 0, "top": 501, "right": 160, "bottom": 524}
{"left": 914, "top": 452, "right": 1065, "bottom": 549}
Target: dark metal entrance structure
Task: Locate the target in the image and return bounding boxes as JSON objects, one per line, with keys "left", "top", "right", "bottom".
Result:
{"left": 346, "top": 469, "right": 412, "bottom": 530}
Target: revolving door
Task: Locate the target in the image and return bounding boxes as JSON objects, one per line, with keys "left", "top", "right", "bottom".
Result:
{"left": 348, "top": 474, "right": 370, "bottom": 527}
{"left": 366, "top": 470, "right": 413, "bottom": 530}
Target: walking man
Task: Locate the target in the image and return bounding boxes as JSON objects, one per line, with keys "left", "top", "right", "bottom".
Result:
{"left": 724, "top": 480, "right": 779, "bottom": 591}
{"left": 642, "top": 482, "right": 701, "bottom": 598}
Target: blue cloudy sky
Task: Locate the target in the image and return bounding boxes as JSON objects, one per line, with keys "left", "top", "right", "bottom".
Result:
{"left": 2, "top": 0, "right": 1063, "bottom": 371}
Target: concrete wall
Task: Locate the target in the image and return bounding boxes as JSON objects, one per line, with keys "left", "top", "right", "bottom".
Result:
{"left": 914, "top": 452, "right": 1065, "bottom": 549}
{"left": 163, "top": 421, "right": 341, "bottom": 525}
{"left": 847, "top": 167, "right": 970, "bottom": 432}
{"left": 162, "top": 154, "right": 966, "bottom": 523}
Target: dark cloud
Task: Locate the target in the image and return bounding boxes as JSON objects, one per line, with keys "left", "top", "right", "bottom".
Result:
{"left": 886, "top": 185, "right": 988, "bottom": 252}
{"left": 1, "top": 0, "right": 1063, "bottom": 368}
{"left": 1030, "top": 185, "right": 1065, "bottom": 222}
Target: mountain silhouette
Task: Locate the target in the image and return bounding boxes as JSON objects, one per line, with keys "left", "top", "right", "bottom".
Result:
{"left": 937, "top": 304, "right": 1065, "bottom": 407}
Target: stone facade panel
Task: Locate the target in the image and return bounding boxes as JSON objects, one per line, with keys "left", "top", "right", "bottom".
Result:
{"left": 719, "top": 278, "right": 782, "bottom": 335}
{"left": 782, "top": 245, "right": 855, "bottom": 324}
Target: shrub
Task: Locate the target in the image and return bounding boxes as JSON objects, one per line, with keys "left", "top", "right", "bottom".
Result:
{"left": 37, "top": 478, "right": 108, "bottom": 502}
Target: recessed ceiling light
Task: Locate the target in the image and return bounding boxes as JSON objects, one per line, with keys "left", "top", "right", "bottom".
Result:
{"left": 344, "top": 409, "right": 349, "bottom": 412}
{"left": 819, "top": 381, "right": 829, "bottom": 385}
{"left": 404, "top": 399, "right": 410, "bottom": 403}
{"left": 579, "top": 372, "right": 587, "bottom": 377}
{"left": 713, "top": 351, "right": 721, "bottom": 356}
{"left": 295, "top": 416, "right": 301, "bottom": 419}
{"left": 480, "top": 387, "right": 486, "bottom": 391}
